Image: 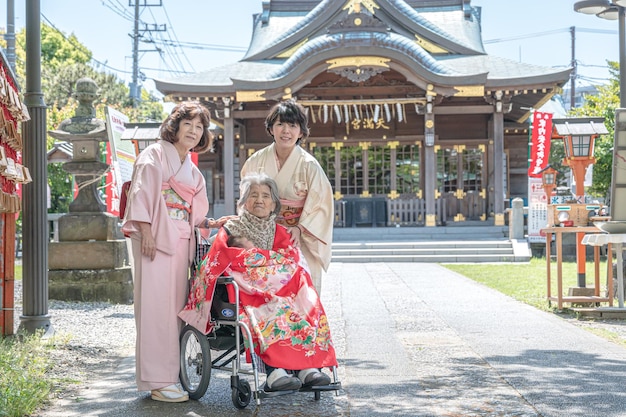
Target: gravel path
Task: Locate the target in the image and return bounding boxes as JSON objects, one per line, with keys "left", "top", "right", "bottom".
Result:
{"left": 10, "top": 275, "right": 626, "bottom": 411}
{"left": 13, "top": 280, "right": 136, "bottom": 405}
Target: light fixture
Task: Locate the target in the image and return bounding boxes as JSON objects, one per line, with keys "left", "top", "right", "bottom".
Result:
{"left": 539, "top": 164, "right": 558, "bottom": 203}
{"left": 552, "top": 117, "right": 608, "bottom": 197}
{"left": 425, "top": 132, "right": 435, "bottom": 146}
{"left": 573, "top": 0, "right": 611, "bottom": 14}
{"left": 598, "top": 5, "right": 620, "bottom": 19}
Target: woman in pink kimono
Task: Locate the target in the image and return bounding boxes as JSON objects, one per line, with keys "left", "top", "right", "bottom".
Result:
{"left": 122, "top": 102, "right": 234, "bottom": 403}
{"left": 241, "top": 99, "right": 334, "bottom": 293}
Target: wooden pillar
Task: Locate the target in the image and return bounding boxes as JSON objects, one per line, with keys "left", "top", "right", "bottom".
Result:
{"left": 333, "top": 142, "right": 343, "bottom": 199}
{"left": 223, "top": 105, "right": 235, "bottom": 214}
{"left": 492, "top": 101, "right": 505, "bottom": 225}
{"left": 359, "top": 141, "right": 370, "bottom": 196}
{"left": 1, "top": 214, "right": 16, "bottom": 336}
{"left": 424, "top": 105, "right": 436, "bottom": 226}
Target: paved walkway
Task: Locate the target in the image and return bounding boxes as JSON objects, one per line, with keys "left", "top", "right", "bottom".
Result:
{"left": 38, "top": 263, "right": 626, "bottom": 417}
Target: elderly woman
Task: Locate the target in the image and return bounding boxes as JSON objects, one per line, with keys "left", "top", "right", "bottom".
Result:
{"left": 179, "top": 173, "right": 337, "bottom": 392}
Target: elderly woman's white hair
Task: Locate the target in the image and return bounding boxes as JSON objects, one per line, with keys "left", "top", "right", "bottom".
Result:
{"left": 237, "top": 173, "right": 282, "bottom": 216}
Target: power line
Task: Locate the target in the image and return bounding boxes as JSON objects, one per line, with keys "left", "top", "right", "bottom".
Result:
{"left": 484, "top": 26, "right": 617, "bottom": 44}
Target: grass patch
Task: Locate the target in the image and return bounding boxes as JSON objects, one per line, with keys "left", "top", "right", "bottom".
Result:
{"left": 443, "top": 258, "right": 608, "bottom": 312}
{"left": 15, "top": 263, "right": 21, "bottom": 281}
{"left": 0, "top": 331, "right": 54, "bottom": 417}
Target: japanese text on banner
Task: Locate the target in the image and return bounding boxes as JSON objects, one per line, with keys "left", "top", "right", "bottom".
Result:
{"left": 528, "top": 111, "right": 553, "bottom": 178}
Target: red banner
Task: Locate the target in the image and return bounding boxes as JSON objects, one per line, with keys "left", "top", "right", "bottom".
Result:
{"left": 528, "top": 111, "right": 553, "bottom": 178}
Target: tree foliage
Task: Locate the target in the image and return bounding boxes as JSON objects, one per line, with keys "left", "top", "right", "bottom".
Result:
{"left": 569, "top": 61, "right": 620, "bottom": 200}
{"left": 3, "top": 23, "right": 166, "bottom": 213}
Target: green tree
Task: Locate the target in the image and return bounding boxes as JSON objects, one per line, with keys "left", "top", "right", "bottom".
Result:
{"left": 3, "top": 23, "right": 165, "bottom": 213}
{"left": 569, "top": 61, "right": 620, "bottom": 200}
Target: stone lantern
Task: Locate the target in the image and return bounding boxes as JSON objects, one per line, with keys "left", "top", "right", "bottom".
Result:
{"left": 47, "top": 78, "right": 132, "bottom": 304}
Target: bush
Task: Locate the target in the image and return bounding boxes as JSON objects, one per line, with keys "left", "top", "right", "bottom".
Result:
{"left": 0, "top": 331, "right": 54, "bottom": 417}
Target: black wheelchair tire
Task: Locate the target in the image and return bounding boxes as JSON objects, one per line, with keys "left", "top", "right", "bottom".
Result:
{"left": 179, "top": 324, "right": 211, "bottom": 400}
{"left": 231, "top": 378, "right": 251, "bottom": 409}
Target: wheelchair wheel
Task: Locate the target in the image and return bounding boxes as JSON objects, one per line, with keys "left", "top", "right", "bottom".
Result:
{"left": 179, "top": 324, "right": 211, "bottom": 400}
{"left": 231, "top": 378, "right": 251, "bottom": 409}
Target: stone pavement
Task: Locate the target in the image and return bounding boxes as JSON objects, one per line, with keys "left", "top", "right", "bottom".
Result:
{"left": 38, "top": 262, "right": 626, "bottom": 417}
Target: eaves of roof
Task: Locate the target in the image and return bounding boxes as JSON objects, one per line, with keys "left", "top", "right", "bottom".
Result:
{"left": 441, "top": 55, "right": 572, "bottom": 88}
{"left": 155, "top": 51, "right": 569, "bottom": 98}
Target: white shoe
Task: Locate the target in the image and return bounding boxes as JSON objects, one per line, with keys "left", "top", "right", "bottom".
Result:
{"left": 151, "top": 384, "right": 189, "bottom": 403}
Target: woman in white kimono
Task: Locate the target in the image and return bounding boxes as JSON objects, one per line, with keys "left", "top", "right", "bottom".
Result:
{"left": 122, "top": 102, "right": 234, "bottom": 403}
{"left": 241, "top": 99, "right": 333, "bottom": 293}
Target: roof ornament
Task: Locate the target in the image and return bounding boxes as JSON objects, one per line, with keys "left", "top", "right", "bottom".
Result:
{"left": 343, "top": 0, "right": 380, "bottom": 15}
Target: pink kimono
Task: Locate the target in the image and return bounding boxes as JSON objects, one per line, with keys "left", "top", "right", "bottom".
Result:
{"left": 122, "top": 140, "right": 209, "bottom": 391}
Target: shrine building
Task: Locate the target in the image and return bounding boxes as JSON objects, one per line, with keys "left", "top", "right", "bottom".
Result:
{"left": 153, "top": 0, "right": 571, "bottom": 228}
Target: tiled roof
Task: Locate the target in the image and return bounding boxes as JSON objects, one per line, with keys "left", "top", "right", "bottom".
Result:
{"left": 154, "top": 0, "right": 570, "bottom": 96}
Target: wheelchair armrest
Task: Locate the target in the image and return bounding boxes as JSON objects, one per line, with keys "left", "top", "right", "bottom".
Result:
{"left": 217, "top": 276, "right": 234, "bottom": 285}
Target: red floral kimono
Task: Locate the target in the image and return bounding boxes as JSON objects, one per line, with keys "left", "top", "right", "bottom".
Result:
{"left": 178, "top": 225, "right": 337, "bottom": 371}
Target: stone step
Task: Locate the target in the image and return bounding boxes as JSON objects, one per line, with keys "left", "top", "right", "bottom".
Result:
{"left": 332, "top": 240, "right": 513, "bottom": 250}
{"left": 331, "top": 253, "right": 520, "bottom": 263}
{"left": 330, "top": 237, "right": 530, "bottom": 263}
{"left": 333, "top": 225, "right": 509, "bottom": 242}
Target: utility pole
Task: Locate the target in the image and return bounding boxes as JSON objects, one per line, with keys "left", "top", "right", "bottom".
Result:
{"left": 129, "top": 0, "right": 166, "bottom": 107}
{"left": 570, "top": 26, "right": 577, "bottom": 110}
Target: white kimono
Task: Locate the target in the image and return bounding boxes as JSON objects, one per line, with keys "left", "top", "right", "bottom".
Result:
{"left": 241, "top": 143, "right": 333, "bottom": 292}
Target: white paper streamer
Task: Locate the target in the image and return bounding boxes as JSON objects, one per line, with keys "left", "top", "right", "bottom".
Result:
{"left": 323, "top": 104, "right": 328, "bottom": 123}
{"left": 344, "top": 104, "right": 350, "bottom": 123}
{"left": 334, "top": 105, "right": 341, "bottom": 123}
{"left": 373, "top": 105, "right": 380, "bottom": 122}
{"left": 384, "top": 103, "right": 391, "bottom": 122}
{"left": 396, "top": 103, "right": 403, "bottom": 123}
{"left": 353, "top": 104, "right": 360, "bottom": 120}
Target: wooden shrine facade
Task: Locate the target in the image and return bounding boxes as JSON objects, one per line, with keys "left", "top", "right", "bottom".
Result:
{"left": 154, "top": 0, "right": 571, "bottom": 227}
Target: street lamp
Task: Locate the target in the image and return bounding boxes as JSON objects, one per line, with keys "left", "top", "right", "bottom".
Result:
{"left": 539, "top": 165, "right": 558, "bottom": 204}
{"left": 574, "top": 0, "right": 626, "bottom": 108}
{"left": 553, "top": 117, "right": 608, "bottom": 197}
{"left": 552, "top": 117, "right": 608, "bottom": 288}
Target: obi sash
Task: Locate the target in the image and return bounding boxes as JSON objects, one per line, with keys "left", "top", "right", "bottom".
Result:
{"left": 277, "top": 198, "right": 304, "bottom": 227}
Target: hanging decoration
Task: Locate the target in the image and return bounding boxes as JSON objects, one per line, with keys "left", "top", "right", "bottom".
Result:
{"left": 0, "top": 62, "right": 30, "bottom": 214}
{"left": 334, "top": 105, "right": 341, "bottom": 123}
{"left": 298, "top": 98, "right": 426, "bottom": 135}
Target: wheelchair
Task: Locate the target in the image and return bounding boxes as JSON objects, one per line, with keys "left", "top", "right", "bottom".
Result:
{"left": 179, "top": 232, "right": 341, "bottom": 409}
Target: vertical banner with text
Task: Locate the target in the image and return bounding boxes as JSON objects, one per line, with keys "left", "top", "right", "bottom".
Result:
{"left": 528, "top": 111, "right": 553, "bottom": 178}
{"left": 105, "top": 107, "right": 134, "bottom": 216}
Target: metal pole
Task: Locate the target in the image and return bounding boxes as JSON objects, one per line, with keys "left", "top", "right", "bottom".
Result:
{"left": 570, "top": 26, "right": 576, "bottom": 110}
{"left": 19, "top": 0, "right": 52, "bottom": 335}
{"left": 5, "top": 0, "right": 15, "bottom": 72}
{"left": 131, "top": 0, "right": 140, "bottom": 106}
{"left": 619, "top": 7, "right": 626, "bottom": 109}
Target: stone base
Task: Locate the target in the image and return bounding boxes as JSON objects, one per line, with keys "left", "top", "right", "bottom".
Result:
{"left": 49, "top": 240, "right": 129, "bottom": 270}
{"left": 568, "top": 287, "right": 597, "bottom": 297}
{"left": 48, "top": 267, "right": 133, "bottom": 304}
{"left": 58, "top": 212, "right": 122, "bottom": 241}
{"left": 568, "top": 287, "right": 598, "bottom": 307}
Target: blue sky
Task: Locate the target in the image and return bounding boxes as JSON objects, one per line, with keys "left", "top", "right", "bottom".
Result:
{"left": 0, "top": 1, "right": 620, "bottom": 98}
